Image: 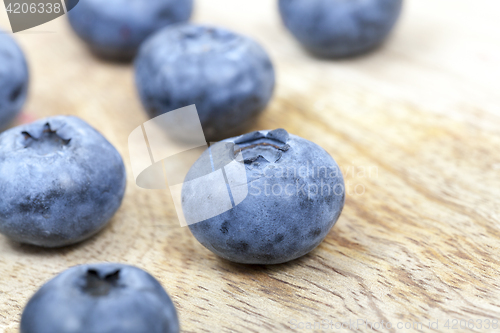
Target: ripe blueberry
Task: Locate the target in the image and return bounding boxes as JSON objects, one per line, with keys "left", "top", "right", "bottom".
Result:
{"left": 20, "top": 263, "right": 180, "bottom": 333}
{"left": 67, "top": 0, "right": 194, "bottom": 61}
{"left": 0, "top": 30, "right": 29, "bottom": 129}
{"left": 134, "top": 24, "right": 275, "bottom": 141}
{"left": 279, "top": 0, "right": 403, "bottom": 58}
{"left": 182, "top": 129, "right": 345, "bottom": 264}
{"left": 0, "top": 116, "right": 126, "bottom": 247}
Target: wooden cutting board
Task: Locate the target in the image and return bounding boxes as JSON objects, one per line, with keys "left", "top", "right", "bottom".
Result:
{"left": 1, "top": 1, "right": 499, "bottom": 332}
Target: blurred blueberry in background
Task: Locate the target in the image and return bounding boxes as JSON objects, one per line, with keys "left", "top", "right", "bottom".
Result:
{"left": 135, "top": 24, "right": 275, "bottom": 142}
{"left": 279, "top": 0, "right": 403, "bottom": 58}
{"left": 0, "top": 30, "right": 29, "bottom": 129}
{"left": 68, "top": 0, "right": 194, "bottom": 61}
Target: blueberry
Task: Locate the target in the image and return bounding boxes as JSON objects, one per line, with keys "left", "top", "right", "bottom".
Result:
{"left": 182, "top": 129, "right": 345, "bottom": 264}
{"left": 0, "top": 30, "right": 29, "bottom": 129}
{"left": 20, "top": 263, "right": 180, "bottom": 333}
{"left": 67, "top": 0, "right": 194, "bottom": 61}
{"left": 278, "top": 0, "right": 403, "bottom": 58}
{"left": 134, "top": 24, "right": 275, "bottom": 141}
{"left": 0, "top": 116, "right": 126, "bottom": 247}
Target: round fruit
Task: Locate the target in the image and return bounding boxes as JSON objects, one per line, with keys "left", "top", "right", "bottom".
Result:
{"left": 67, "top": 0, "right": 194, "bottom": 60}
{"left": 135, "top": 24, "right": 275, "bottom": 141}
{"left": 0, "top": 30, "right": 29, "bottom": 128}
{"left": 279, "top": 0, "right": 403, "bottom": 58}
{"left": 21, "top": 263, "right": 179, "bottom": 333}
{"left": 182, "top": 129, "right": 345, "bottom": 264}
{"left": 0, "top": 116, "right": 126, "bottom": 247}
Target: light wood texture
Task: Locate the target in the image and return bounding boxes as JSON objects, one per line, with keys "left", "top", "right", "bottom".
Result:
{"left": 1, "top": 1, "right": 500, "bottom": 332}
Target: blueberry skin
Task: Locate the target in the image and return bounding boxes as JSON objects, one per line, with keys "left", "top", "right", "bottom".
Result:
{"left": 135, "top": 24, "right": 275, "bottom": 141}
{"left": 0, "top": 30, "right": 29, "bottom": 128}
{"left": 182, "top": 129, "right": 345, "bottom": 265}
{"left": 67, "top": 0, "right": 194, "bottom": 61}
{"left": 0, "top": 116, "right": 126, "bottom": 247}
{"left": 20, "top": 263, "right": 180, "bottom": 333}
{"left": 278, "top": 0, "right": 403, "bottom": 58}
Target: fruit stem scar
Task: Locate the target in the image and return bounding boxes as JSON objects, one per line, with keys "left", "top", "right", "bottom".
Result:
{"left": 233, "top": 142, "right": 289, "bottom": 155}
{"left": 22, "top": 123, "right": 71, "bottom": 149}
{"left": 82, "top": 269, "right": 121, "bottom": 296}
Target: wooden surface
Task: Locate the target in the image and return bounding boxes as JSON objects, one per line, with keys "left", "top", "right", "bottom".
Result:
{"left": 1, "top": 0, "right": 500, "bottom": 332}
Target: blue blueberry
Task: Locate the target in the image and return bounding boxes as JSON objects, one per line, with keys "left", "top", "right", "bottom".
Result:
{"left": 278, "top": 0, "right": 403, "bottom": 58}
{"left": 134, "top": 24, "right": 275, "bottom": 141}
{"left": 0, "top": 116, "right": 126, "bottom": 247}
{"left": 0, "top": 30, "right": 29, "bottom": 129}
{"left": 67, "top": 0, "right": 194, "bottom": 61}
{"left": 182, "top": 129, "right": 345, "bottom": 264}
{"left": 20, "top": 263, "right": 180, "bottom": 333}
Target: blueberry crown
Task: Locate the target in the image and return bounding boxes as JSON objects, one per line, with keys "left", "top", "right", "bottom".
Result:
{"left": 233, "top": 129, "right": 290, "bottom": 164}
{"left": 81, "top": 268, "right": 121, "bottom": 297}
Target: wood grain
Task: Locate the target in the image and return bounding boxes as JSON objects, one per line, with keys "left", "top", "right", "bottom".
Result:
{"left": 1, "top": 0, "right": 500, "bottom": 332}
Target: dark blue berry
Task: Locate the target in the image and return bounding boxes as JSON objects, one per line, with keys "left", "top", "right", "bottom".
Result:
{"left": 134, "top": 24, "right": 275, "bottom": 141}
{"left": 279, "top": 0, "right": 403, "bottom": 58}
{"left": 182, "top": 129, "right": 345, "bottom": 264}
{"left": 0, "top": 116, "right": 126, "bottom": 247}
{"left": 67, "top": 0, "right": 194, "bottom": 60}
{"left": 0, "top": 30, "right": 29, "bottom": 128}
{"left": 21, "top": 263, "right": 179, "bottom": 333}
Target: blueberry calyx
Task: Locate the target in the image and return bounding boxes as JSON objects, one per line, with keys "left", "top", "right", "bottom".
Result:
{"left": 22, "top": 123, "right": 71, "bottom": 155}
{"left": 82, "top": 269, "right": 121, "bottom": 297}
{"left": 178, "top": 26, "right": 239, "bottom": 54}
{"left": 235, "top": 142, "right": 289, "bottom": 164}
{"left": 233, "top": 129, "right": 290, "bottom": 164}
